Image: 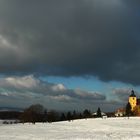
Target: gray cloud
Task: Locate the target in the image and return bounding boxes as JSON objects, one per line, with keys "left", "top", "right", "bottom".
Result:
{"left": 0, "top": 75, "right": 108, "bottom": 110}
{"left": 112, "top": 88, "right": 130, "bottom": 102}
{"left": 112, "top": 88, "right": 140, "bottom": 102}
{"left": 0, "top": 1, "right": 139, "bottom": 85}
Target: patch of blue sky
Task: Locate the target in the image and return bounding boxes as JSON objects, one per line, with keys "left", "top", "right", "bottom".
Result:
{"left": 40, "top": 75, "right": 140, "bottom": 100}
{"left": 41, "top": 76, "right": 109, "bottom": 92}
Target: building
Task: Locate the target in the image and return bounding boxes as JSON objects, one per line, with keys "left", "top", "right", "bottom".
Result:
{"left": 128, "top": 90, "right": 140, "bottom": 116}
{"left": 129, "top": 90, "right": 137, "bottom": 111}
{"left": 115, "top": 108, "right": 125, "bottom": 117}
{"left": 115, "top": 90, "right": 140, "bottom": 117}
{"left": 92, "top": 112, "right": 107, "bottom": 118}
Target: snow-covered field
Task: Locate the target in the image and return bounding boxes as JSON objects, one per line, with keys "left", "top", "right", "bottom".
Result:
{"left": 0, "top": 117, "right": 140, "bottom": 140}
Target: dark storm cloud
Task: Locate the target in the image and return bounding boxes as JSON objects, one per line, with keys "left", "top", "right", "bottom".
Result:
{"left": 0, "top": 0, "right": 140, "bottom": 84}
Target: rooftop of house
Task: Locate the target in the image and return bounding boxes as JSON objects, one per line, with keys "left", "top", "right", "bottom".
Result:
{"left": 115, "top": 108, "right": 125, "bottom": 113}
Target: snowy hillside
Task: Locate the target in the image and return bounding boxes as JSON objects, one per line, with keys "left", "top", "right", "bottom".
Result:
{"left": 0, "top": 117, "right": 140, "bottom": 140}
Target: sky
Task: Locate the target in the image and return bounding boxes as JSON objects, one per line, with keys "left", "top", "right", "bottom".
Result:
{"left": 0, "top": 0, "right": 140, "bottom": 112}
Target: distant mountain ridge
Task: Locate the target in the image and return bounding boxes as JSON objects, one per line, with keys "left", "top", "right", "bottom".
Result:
{"left": 0, "top": 107, "right": 24, "bottom": 112}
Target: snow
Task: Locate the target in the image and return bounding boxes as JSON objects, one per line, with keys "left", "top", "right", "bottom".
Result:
{"left": 0, "top": 117, "right": 140, "bottom": 140}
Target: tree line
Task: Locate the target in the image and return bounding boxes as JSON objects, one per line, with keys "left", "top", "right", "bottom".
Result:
{"left": 19, "top": 104, "right": 103, "bottom": 124}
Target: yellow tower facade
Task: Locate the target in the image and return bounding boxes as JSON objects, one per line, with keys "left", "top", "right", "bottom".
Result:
{"left": 129, "top": 90, "right": 137, "bottom": 111}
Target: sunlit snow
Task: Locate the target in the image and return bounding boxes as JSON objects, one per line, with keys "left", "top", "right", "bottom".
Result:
{"left": 0, "top": 117, "right": 140, "bottom": 140}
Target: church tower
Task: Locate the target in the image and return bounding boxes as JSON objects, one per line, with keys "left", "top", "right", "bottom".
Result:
{"left": 129, "top": 90, "right": 137, "bottom": 111}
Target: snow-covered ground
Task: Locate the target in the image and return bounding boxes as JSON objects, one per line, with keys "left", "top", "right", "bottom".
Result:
{"left": 0, "top": 117, "right": 140, "bottom": 140}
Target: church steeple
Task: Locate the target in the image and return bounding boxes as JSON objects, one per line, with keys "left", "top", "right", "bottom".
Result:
{"left": 129, "top": 90, "right": 136, "bottom": 97}
{"left": 129, "top": 90, "right": 137, "bottom": 111}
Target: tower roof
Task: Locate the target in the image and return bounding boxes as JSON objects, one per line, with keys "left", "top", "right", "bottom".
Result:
{"left": 129, "top": 90, "right": 136, "bottom": 97}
